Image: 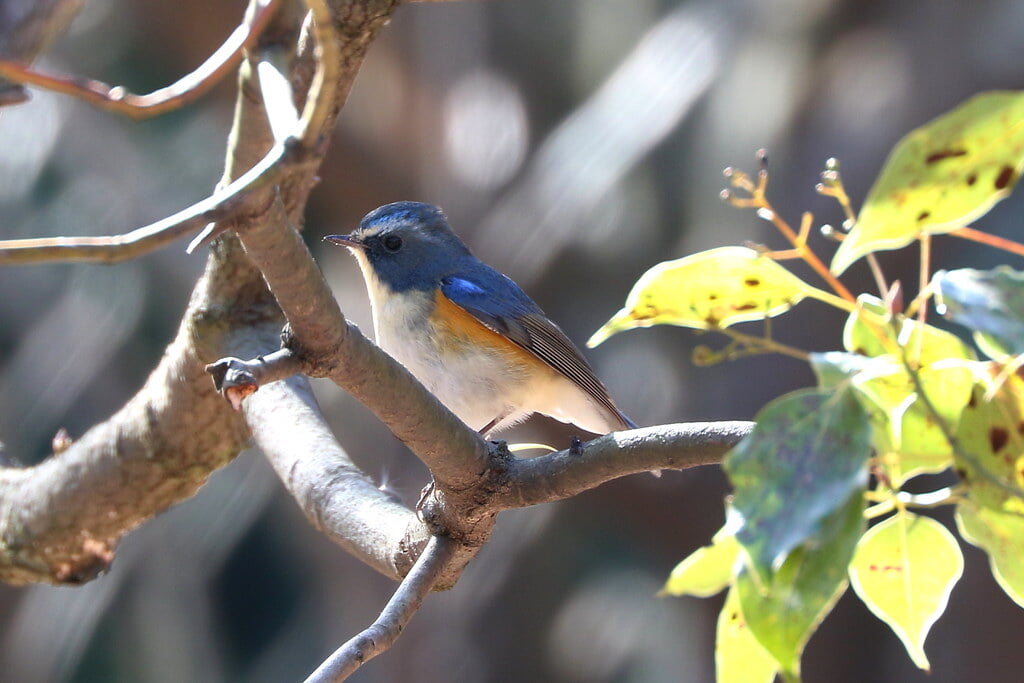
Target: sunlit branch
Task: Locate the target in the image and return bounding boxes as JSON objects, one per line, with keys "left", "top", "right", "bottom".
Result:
{"left": 949, "top": 225, "right": 1024, "bottom": 258}
{"left": 304, "top": 536, "right": 459, "bottom": 683}
{"left": 0, "top": 0, "right": 280, "bottom": 119}
{"left": 0, "top": 139, "right": 311, "bottom": 265}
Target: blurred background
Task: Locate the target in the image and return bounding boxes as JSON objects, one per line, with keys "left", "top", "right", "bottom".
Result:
{"left": 1, "top": 0, "right": 1024, "bottom": 680}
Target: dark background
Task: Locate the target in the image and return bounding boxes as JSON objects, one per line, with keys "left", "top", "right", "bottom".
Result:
{"left": 1, "top": 0, "right": 1023, "bottom": 681}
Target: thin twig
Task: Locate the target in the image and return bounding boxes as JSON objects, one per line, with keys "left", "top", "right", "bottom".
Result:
{"left": 304, "top": 536, "right": 459, "bottom": 683}
{"left": 187, "top": 0, "right": 341, "bottom": 250}
{"left": 914, "top": 232, "right": 931, "bottom": 364}
{"left": 728, "top": 167, "right": 855, "bottom": 302}
{"left": 206, "top": 348, "right": 303, "bottom": 409}
{"left": 297, "top": 0, "right": 340, "bottom": 148}
{"left": 0, "top": 0, "right": 280, "bottom": 119}
{"left": 949, "top": 225, "right": 1024, "bottom": 258}
{"left": 0, "top": 139, "right": 312, "bottom": 265}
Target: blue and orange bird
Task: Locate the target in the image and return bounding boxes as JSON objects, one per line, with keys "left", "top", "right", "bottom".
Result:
{"left": 325, "top": 201, "right": 635, "bottom": 436}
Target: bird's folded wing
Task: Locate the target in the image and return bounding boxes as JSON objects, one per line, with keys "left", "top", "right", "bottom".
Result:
{"left": 440, "top": 275, "right": 629, "bottom": 426}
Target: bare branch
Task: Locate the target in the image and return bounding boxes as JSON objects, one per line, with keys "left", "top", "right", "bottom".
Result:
{"left": 490, "top": 422, "right": 753, "bottom": 509}
{"left": 0, "top": 257, "right": 279, "bottom": 584}
{"left": 0, "top": 0, "right": 348, "bottom": 582}
{"left": 297, "top": 0, "right": 341, "bottom": 149}
{"left": 0, "top": 0, "right": 339, "bottom": 265}
{"left": 0, "top": 139, "right": 312, "bottom": 265}
{"left": 0, "top": 0, "right": 280, "bottom": 118}
{"left": 0, "top": 0, "right": 84, "bottom": 105}
{"left": 243, "top": 372, "right": 428, "bottom": 581}
{"left": 303, "top": 535, "right": 460, "bottom": 683}
{"left": 206, "top": 348, "right": 302, "bottom": 410}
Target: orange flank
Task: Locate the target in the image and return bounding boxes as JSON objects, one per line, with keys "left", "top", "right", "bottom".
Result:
{"left": 431, "top": 290, "right": 542, "bottom": 369}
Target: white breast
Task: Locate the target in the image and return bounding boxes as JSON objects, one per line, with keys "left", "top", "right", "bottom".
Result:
{"left": 363, "top": 272, "right": 524, "bottom": 431}
{"left": 358, "top": 257, "right": 622, "bottom": 435}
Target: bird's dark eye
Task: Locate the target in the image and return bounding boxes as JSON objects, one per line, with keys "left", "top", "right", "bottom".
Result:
{"left": 382, "top": 235, "right": 403, "bottom": 252}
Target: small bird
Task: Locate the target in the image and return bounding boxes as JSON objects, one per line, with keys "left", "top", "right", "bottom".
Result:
{"left": 325, "top": 201, "right": 635, "bottom": 436}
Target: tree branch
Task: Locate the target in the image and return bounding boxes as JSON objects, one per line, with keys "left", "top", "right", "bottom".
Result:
{"left": 0, "top": 0, "right": 84, "bottom": 105}
{"left": 0, "top": 138, "right": 314, "bottom": 265}
{"left": 0, "top": 0, "right": 280, "bottom": 118}
{"left": 0, "top": 250, "right": 277, "bottom": 584}
{"left": 0, "top": 0, "right": 391, "bottom": 584}
{"left": 242, "top": 371, "right": 427, "bottom": 581}
{"left": 490, "top": 422, "right": 752, "bottom": 509}
{"left": 303, "top": 535, "right": 460, "bottom": 683}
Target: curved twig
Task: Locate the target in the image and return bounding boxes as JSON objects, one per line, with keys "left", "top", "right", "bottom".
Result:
{"left": 303, "top": 535, "right": 459, "bottom": 683}
{"left": 0, "top": 0, "right": 338, "bottom": 265}
{"left": 0, "top": 0, "right": 280, "bottom": 119}
{"left": 0, "top": 139, "right": 309, "bottom": 265}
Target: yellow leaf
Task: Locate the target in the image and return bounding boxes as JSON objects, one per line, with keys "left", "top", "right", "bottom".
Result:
{"left": 661, "top": 531, "right": 740, "bottom": 598}
{"left": 848, "top": 512, "right": 963, "bottom": 670}
{"left": 832, "top": 91, "right": 1024, "bottom": 274}
{"left": 716, "top": 586, "right": 779, "bottom": 683}
{"left": 589, "top": 246, "right": 812, "bottom": 347}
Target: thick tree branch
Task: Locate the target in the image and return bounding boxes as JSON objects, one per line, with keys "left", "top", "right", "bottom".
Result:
{"left": 0, "top": 246, "right": 277, "bottom": 584}
{"left": 0, "top": 0, "right": 395, "bottom": 584}
{"left": 303, "top": 536, "right": 459, "bottom": 683}
{"left": 210, "top": 1, "right": 490, "bottom": 496}
{"left": 242, "top": 371, "right": 427, "bottom": 581}
{"left": 1, "top": 3, "right": 751, "bottom": 679}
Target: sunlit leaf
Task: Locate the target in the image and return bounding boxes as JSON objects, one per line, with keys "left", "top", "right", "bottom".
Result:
{"left": 662, "top": 530, "right": 740, "bottom": 598}
{"left": 588, "top": 246, "right": 812, "bottom": 346}
{"left": 842, "top": 294, "right": 973, "bottom": 363}
{"left": 832, "top": 91, "right": 1024, "bottom": 274}
{"left": 851, "top": 357, "right": 976, "bottom": 484}
{"left": 953, "top": 374, "right": 1024, "bottom": 514}
{"left": 935, "top": 266, "right": 1024, "bottom": 358}
{"left": 809, "top": 351, "right": 872, "bottom": 390}
{"left": 849, "top": 512, "right": 964, "bottom": 671}
{"left": 726, "top": 388, "right": 871, "bottom": 576}
{"left": 737, "top": 490, "right": 864, "bottom": 678}
{"left": 956, "top": 500, "right": 1024, "bottom": 608}
{"left": 716, "top": 585, "right": 779, "bottom": 683}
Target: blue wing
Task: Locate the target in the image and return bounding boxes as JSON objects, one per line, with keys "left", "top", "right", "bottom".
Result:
{"left": 440, "top": 272, "right": 635, "bottom": 430}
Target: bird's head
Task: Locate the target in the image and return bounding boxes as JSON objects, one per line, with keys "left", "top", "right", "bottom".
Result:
{"left": 325, "top": 201, "right": 472, "bottom": 293}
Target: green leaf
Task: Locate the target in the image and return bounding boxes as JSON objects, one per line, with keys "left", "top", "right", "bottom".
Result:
{"left": 737, "top": 490, "right": 864, "bottom": 677}
{"left": 842, "top": 294, "right": 973, "bottom": 363}
{"left": 809, "top": 351, "right": 872, "bottom": 390}
{"left": 953, "top": 375, "right": 1024, "bottom": 514}
{"left": 726, "top": 388, "right": 871, "bottom": 575}
{"left": 851, "top": 357, "right": 976, "bottom": 484}
{"left": 662, "top": 530, "right": 740, "bottom": 598}
{"left": 716, "top": 585, "right": 779, "bottom": 683}
{"left": 832, "top": 91, "right": 1024, "bottom": 274}
{"left": 956, "top": 500, "right": 1024, "bottom": 608}
{"left": 935, "top": 266, "right": 1024, "bottom": 358}
{"left": 588, "top": 246, "right": 812, "bottom": 346}
{"left": 848, "top": 511, "right": 964, "bottom": 671}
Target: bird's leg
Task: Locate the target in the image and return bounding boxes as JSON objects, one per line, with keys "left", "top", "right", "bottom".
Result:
{"left": 478, "top": 418, "right": 499, "bottom": 437}
{"left": 417, "top": 411, "right": 512, "bottom": 517}
{"left": 479, "top": 409, "right": 512, "bottom": 439}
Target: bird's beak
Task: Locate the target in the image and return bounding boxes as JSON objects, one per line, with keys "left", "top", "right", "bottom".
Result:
{"left": 324, "top": 233, "right": 364, "bottom": 249}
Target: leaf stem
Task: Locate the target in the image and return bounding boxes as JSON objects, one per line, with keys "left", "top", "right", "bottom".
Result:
{"left": 949, "top": 226, "right": 1024, "bottom": 258}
